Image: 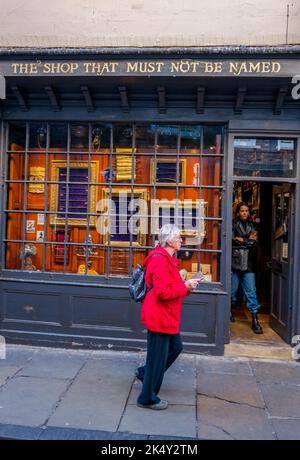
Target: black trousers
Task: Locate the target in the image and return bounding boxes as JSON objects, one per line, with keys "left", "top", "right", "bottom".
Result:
{"left": 137, "top": 331, "right": 183, "bottom": 405}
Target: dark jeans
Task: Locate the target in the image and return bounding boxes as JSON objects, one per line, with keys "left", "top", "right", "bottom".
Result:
{"left": 231, "top": 270, "right": 260, "bottom": 314}
{"left": 137, "top": 331, "right": 183, "bottom": 406}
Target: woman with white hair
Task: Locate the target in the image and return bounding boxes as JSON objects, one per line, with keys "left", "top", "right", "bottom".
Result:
{"left": 136, "top": 224, "right": 199, "bottom": 410}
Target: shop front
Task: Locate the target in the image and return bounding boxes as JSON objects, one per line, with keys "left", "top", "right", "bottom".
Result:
{"left": 0, "top": 50, "right": 299, "bottom": 355}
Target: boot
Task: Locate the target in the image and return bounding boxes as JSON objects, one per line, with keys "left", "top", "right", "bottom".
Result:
{"left": 230, "top": 305, "right": 236, "bottom": 322}
{"left": 251, "top": 313, "right": 263, "bottom": 334}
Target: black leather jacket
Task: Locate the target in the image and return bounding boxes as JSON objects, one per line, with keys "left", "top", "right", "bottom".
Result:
{"left": 232, "top": 218, "right": 258, "bottom": 272}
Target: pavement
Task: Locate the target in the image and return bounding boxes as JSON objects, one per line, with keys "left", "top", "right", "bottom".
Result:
{"left": 0, "top": 344, "right": 300, "bottom": 440}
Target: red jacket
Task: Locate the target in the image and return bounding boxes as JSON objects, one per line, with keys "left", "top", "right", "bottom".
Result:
{"left": 140, "top": 245, "right": 189, "bottom": 334}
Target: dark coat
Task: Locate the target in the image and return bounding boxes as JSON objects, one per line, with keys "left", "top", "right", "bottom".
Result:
{"left": 232, "top": 218, "right": 258, "bottom": 272}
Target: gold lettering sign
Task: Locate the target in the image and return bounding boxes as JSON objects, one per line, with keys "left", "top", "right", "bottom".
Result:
{"left": 29, "top": 167, "right": 45, "bottom": 193}
{"left": 8, "top": 60, "right": 284, "bottom": 77}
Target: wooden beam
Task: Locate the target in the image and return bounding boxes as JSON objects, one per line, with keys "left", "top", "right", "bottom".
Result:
{"left": 81, "top": 85, "right": 95, "bottom": 112}
{"left": 157, "top": 86, "right": 166, "bottom": 113}
{"left": 118, "top": 86, "right": 129, "bottom": 112}
{"left": 11, "top": 85, "right": 28, "bottom": 111}
{"left": 274, "top": 87, "right": 288, "bottom": 114}
{"left": 196, "top": 87, "right": 205, "bottom": 114}
{"left": 234, "top": 87, "right": 247, "bottom": 114}
{"left": 44, "top": 85, "right": 60, "bottom": 111}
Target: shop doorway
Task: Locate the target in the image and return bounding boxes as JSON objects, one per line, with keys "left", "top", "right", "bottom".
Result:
{"left": 230, "top": 181, "right": 294, "bottom": 345}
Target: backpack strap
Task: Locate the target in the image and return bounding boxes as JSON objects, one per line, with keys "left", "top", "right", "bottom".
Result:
{"left": 146, "top": 253, "right": 162, "bottom": 292}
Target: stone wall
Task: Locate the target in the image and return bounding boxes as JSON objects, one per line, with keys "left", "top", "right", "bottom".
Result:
{"left": 0, "top": 0, "right": 299, "bottom": 48}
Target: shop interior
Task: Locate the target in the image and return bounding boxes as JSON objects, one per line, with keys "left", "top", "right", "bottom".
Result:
{"left": 230, "top": 180, "right": 286, "bottom": 344}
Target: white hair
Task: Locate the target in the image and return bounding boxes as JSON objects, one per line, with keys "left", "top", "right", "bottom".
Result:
{"left": 158, "top": 224, "right": 181, "bottom": 248}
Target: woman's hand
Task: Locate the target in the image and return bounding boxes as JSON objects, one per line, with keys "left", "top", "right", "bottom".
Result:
{"left": 185, "top": 279, "right": 199, "bottom": 291}
{"left": 249, "top": 231, "right": 258, "bottom": 240}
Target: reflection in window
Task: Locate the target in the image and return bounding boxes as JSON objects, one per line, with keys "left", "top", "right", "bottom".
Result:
{"left": 156, "top": 125, "right": 178, "bottom": 153}
{"left": 234, "top": 138, "right": 296, "bottom": 178}
{"left": 50, "top": 124, "right": 68, "bottom": 149}
{"left": 9, "top": 123, "right": 26, "bottom": 150}
{"left": 71, "top": 124, "right": 89, "bottom": 149}
{"left": 29, "top": 123, "right": 47, "bottom": 149}
{"left": 203, "top": 126, "right": 223, "bottom": 154}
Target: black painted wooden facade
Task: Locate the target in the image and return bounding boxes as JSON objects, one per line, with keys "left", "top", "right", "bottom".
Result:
{"left": 0, "top": 49, "right": 300, "bottom": 355}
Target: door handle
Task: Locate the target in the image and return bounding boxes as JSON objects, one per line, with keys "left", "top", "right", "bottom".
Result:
{"left": 266, "top": 261, "right": 272, "bottom": 269}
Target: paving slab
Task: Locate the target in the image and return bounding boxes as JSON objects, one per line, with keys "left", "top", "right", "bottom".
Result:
{"left": 259, "top": 384, "right": 300, "bottom": 418}
{"left": 197, "top": 357, "right": 253, "bottom": 376}
{"left": 90, "top": 349, "right": 142, "bottom": 362}
{"left": 271, "top": 419, "right": 300, "bottom": 440}
{"left": 38, "top": 426, "right": 148, "bottom": 440}
{"left": 197, "top": 395, "right": 275, "bottom": 440}
{"left": 18, "top": 349, "right": 89, "bottom": 380}
{"left": 0, "top": 376, "right": 68, "bottom": 426}
{"left": 76, "top": 356, "right": 138, "bottom": 383}
{"left": 148, "top": 435, "right": 197, "bottom": 440}
{"left": 129, "top": 360, "right": 196, "bottom": 406}
{"left": 197, "top": 373, "right": 265, "bottom": 408}
{"left": 251, "top": 360, "right": 300, "bottom": 384}
{"left": 0, "top": 423, "right": 43, "bottom": 440}
{"left": 0, "top": 366, "right": 21, "bottom": 387}
{"left": 4, "top": 346, "right": 37, "bottom": 367}
{"left": 119, "top": 403, "right": 197, "bottom": 438}
{"left": 47, "top": 358, "right": 134, "bottom": 432}
{"left": 196, "top": 422, "right": 234, "bottom": 440}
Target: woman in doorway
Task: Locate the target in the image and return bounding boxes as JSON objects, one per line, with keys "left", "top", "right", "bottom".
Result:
{"left": 136, "top": 224, "right": 199, "bottom": 410}
{"left": 231, "top": 202, "right": 263, "bottom": 334}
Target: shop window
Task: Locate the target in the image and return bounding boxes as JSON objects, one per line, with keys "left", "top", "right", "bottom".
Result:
{"left": 4, "top": 123, "right": 224, "bottom": 282}
{"left": 234, "top": 138, "right": 296, "bottom": 178}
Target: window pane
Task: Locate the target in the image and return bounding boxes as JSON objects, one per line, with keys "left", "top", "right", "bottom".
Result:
{"left": 29, "top": 123, "right": 47, "bottom": 149}
{"left": 178, "top": 250, "right": 221, "bottom": 283}
{"left": 5, "top": 242, "right": 22, "bottom": 270}
{"left": 156, "top": 125, "right": 178, "bottom": 153}
{"left": 234, "top": 138, "right": 296, "bottom": 178}
{"left": 9, "top": 122, "right": 26, "bottom": 150}
{"left": 180, "top": 125, "right": 201, "bottom": 151}
{"left": 201, "top": 156, "right": 223, "bottom": 187}
{"left": 50, "top": 124, "right": 68, "bottom": 149}
{"left": 71, "top": 124, "right": 89, "bottom": 149}
{"left": 135, "top": 125, "right": 155, "bottom": 151}
{"left": 203, "top": 126, "right": 223, "bottom": 154}
{"left": 202, "top": 188, "right": 222, "bottom": 218}
{"left": 113, "top": 124, "right": 133, "bottom": 150}
{"left": 91, "top": 124, "right": 111, "bottom": 150}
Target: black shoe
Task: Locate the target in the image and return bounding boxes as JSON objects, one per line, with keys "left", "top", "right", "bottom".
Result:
{"left": 230, "top": 305, "right": 236, "bottom": 322}
{"left": 251, "top": 313, "right": 263, "bottom": 334}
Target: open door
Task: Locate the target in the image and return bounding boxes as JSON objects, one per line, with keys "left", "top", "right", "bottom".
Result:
{"left": 269, "top": 185, "right": 293, "bottom": 341}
